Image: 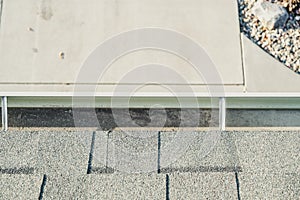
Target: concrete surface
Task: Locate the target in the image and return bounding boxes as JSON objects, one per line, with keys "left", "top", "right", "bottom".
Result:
{"left": 0, "top": 0, "right": 243, "bottom": 94}
{"left": 169, "top": 172, "right": 237, "bottom": 199}
{"left": 0, "top": 1, "right": 299, "bottom": 96}
{"left": 0, "top": 174, "right": 43, "bottom": 200}
{"left": 242, "top": 35, "right": 300, "bottom": 92}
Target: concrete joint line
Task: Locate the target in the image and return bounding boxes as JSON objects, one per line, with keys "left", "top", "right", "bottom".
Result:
{"left": 0, "top": 0, "right": 3, "bottom": 29}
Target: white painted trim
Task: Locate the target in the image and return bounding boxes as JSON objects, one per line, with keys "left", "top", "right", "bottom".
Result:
{"left": 219, "top": 97, "right": 226, "bottom": 131}
{"left": 0, "top": 92, "right": 300, "bottom": 97}
{"left": 1, "top": 96, "right": 8, "bottom": 132}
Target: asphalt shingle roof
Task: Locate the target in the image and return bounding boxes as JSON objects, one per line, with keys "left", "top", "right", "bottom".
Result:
{"left": 0, "top": 129, "right": 299, "bottom": 199}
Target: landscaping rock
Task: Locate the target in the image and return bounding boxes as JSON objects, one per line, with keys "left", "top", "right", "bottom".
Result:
{"left": 239, "top": 0, "right": 300, "bottom": 74}
{"left": 251, "top": 1, "right": 289, "bottom": 29}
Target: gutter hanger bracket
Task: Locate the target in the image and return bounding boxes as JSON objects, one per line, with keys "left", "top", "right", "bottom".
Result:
{"left": 1, "top": 96, "right": 8, "bottom": 132}
{"left": 219, "top": 97, "right": 226, "bottom": 131}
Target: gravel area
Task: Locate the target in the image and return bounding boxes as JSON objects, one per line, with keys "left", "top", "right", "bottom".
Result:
{"left": 238, "top": 0, "right": 300, "bottom": 73}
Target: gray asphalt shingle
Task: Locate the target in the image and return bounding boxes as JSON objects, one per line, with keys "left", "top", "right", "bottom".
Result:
{"left": 169, "top": 172, "right": 237, "bottom": 199}
{"left": 37, "top": 130, "right": 93, "bottom": 175}
{"left": 234, "top": 131, "right": 300, "bottom": 199}
{"left": 42, "top": 174, "right": 165, "bottom": 200}
{"left": 88, "top": 174, "right": 166, "bottom": 199}
{"left": 42, "top": 175, "right": 89, "bottom": 199}
{"left": 0, "top": 131, "right": 39, "bottom": 173}
{"left": 160, "top": 131, "right": 240, "bottom": 173}
{"left": 0, "top": 130, "right": 93, "bottom": 175}
{"left": 1, "top": 129, "right": 300, "bottom": 199}
{"left": 90, "top": 131, "right": 109, "bottom": 173}
{"left": 234, "top": 131, "right": 300, "bottom": 173}
{"left": 92, "top": 130, "right": 158, "bottom": 174}
{"left": 0, "top": 174, "right": 43, "bottom": 200}
{"left": 239, "top": 172, "right": 300, "bottom": 199}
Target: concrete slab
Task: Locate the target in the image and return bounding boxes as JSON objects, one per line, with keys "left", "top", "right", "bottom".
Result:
{"left": 37, "top": 131, "right": 93, "bottom": 175}
{"left": 239, "top": 172, "right": 300, "bottom": 199}
{"left": 0, "top": 175, "right": 43, "bottom": 200}
{"left": 0, "top": 0, "right": 243, "bottom": 93}
{"left": 105, "top": 130, "right": 158, "bottom": 173}
{"left": 88, "top": 174, "right": 166, "bottom": 199}
{"left": 242, "top": 35, "right": 300, "bottom": 92}
{"left": 234, "top": 131, "right": 300, "bottom": 173}
{"left": 160, "top": 131, "right": 240, "bottom": 173}
{"left": 169, "top": 172, "right": 237, "bottom": 199}
{"left": 0, "top": 131, "right": 39, "bottom": 173}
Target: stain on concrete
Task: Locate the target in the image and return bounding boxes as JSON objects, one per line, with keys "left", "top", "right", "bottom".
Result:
{"left": 40, "top": 0, "right": 53, "bottom": 20}
{"left": 59, "top": 51, "right": 65, "bottom": 59}
{"left": 32, "top": 48, "right": 38, "bottom": 53}
{"left": 28, "top": 27, "right": 34, "bottom": 32}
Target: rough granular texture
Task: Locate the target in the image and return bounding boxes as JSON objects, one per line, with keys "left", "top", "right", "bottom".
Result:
{"left": 238, "top": 0, "right": 300, "bottom": 73}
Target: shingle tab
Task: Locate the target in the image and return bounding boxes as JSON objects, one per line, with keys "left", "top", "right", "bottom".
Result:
{"left": 88, "top": 174, "right": 166, "bottom": 199}
{"left": 234, "top": 131, "right": 300, "bottom": 173}
{"left": 37, "top": 130, "right": 93, "bottom": 175}
{"left": 169, "top": 172, "right": 237, "bottom": 199}
{"left": 0, "top": 174, "right": 43, "bottom": 200}
{"left": 43, "top": 175, "right": 89, "bottom": 199}
{"left": 239, "top": 172, "right": 300, "bottom": 199}
{"left": 92, "top": 130, "right": 159, "bottom": 174}
{"left": 160, "top": 131, "right": 240, "bottom": 173}
{"left": 0, "top": 131, "right": 39, "bottom": 172}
